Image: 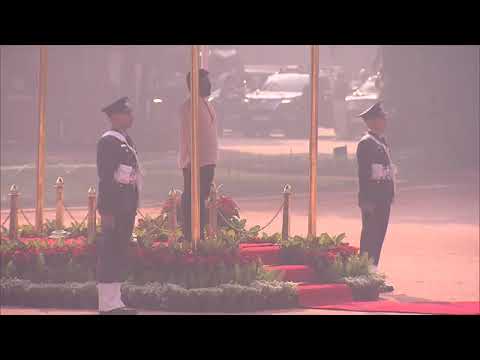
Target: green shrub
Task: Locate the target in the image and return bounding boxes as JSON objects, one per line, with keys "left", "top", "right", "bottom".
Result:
{"left": 18, "top": 225, "right": 46, "bottom": 238}
{"left": 341, "top": 273, "right": 386, "bottom": 301}
{"left": 337, "top": 253, "right": 373, "bottom": 278}
{"left": 0, "top": 278, "right": 98, "bottom": 308}
{"left": 280, "top": 233, "right": 346, "bottom": 252}
{"left": 1, "top": 278, "right": 298, "bottom": 312}
{"left": 135, "top": 214, "right": 172, "bottom": 246}
{"left": 309, "top": 252, "right": 375, "bottom": 283}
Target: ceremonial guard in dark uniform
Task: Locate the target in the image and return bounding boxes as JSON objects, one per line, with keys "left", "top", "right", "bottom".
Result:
{"left": 97, "top": 97, "right": 141, "bottom": 315}
{"left": 356, "top": 102, "right": 396, "bottom": 280}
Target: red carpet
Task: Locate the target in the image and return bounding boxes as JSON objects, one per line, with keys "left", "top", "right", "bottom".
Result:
{"left": 241, "top": 243, "right": 479, "bottom": 314}
{"left": 240, "top": 245, "right": 282, "bottom": 265}
{"left": 311, "top": 300, "right": 480, "bottom": 315}
{"left": 240, "top": 243, "right": 279, "bottom": 248}
{"left": 297, "top": 284, "right": 353, "bottom": 306}
{"left": 266, "top": 265, "right": 317, "bottom": 283}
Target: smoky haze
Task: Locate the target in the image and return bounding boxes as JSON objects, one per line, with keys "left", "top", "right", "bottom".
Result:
{"left": 0, "top": 45, "right": 479, "bottom": 210}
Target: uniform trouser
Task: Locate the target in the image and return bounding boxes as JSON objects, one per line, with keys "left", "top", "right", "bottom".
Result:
{"left": 182, "top": 164, "right": 216, "bottom": 242}
{"left": 97, "top": 211, "right": 136, "bottom": 283}
{"left": 360, "top": 202, "right": 391, "bottom": 266}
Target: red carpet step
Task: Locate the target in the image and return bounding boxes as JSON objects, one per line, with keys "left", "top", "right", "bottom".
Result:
{"left": 245, "top": 244, "right": 358, "bottom": 307}
{"left": 297, "top": 284, "right": 354, "bottom": 307}
{"left": 240, "top": 245, "right": 282, "bottom": 266}
{"left": 239, "top": 243, "right": 278, "bottom": 248}
{"left": 242, "top": 243, "right": 479, "bottom": 313}
{"left": 265, "top": 265, "right": 317, "bottom": 283}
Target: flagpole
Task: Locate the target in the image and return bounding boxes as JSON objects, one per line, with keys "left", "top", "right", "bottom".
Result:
{"left": 190, "top": 45, "right": 201, "bottom": 249}
{"left": 35, "top": 46, "right": 48, "bottom": 231}
{"left": 308, "top": 45, "right": 319, "bottom": 238}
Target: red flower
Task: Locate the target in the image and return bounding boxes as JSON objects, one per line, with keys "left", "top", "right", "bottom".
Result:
{"left": 71, "top": 246, "right": 87, "bottom": 257}
{"left": 333, "top": 244, "right": 358, "bottom": 258}
{"left": 325, "top": 252, "right": 337, "bottom": 264}
{"left": 216, "top": 196, "right": 240, "bottom": 218}
{"left": 240, "top": 254, "right": 257, "bottom": 265}
{"left": 162, "top": 197, "right": 181, "bottom": 213}
{"left": 180, "top": 254, "right": 196, "bottom": 266}
{"left": 135, "top": 247, "right": 146, "bottom": 259}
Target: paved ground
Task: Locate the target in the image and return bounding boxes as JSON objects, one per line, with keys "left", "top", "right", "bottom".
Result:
{"left": 236, "top": 183, "right": 479, "bottom": 303}
{"left": 2, "top": 176, "right": 477, "bottom": 315}
{"left": 1, "top": 305, "right": 417, "bottom": 315}
{"left": 1, "top": 132, "right": 478, "bottom": 315}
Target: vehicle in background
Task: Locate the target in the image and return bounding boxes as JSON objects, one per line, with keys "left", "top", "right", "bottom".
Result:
{"left": 209, "top": 70, "right": 246, "bottom": 136}
{"left": 211, "top": 64, "right": 286, "bottom": 136}
{"left": 243, "top": 64, "right": 284, "bottom": 92}
{"left": 240, "top": 70, "right": 334, "bottom": 138}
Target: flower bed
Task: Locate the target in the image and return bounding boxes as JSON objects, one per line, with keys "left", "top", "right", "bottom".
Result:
{"left": 130, "top": 238, "right": 279, "bottom": 288}
{"left": 0, "top": 233, "right": 278, "bottom": 288}
{"left": 0, "top": 228, "right": 295, "bottom": 311}
{"left": 1, "top": 206, "right": 393, "bottom": 309}
{"left": 1, "top": 236, "right": 96, "bottom": 283}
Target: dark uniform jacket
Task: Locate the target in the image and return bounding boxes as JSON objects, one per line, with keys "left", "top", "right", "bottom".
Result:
{"left": 96, "top": 131, "right": 139, "bottom": 216}
{"left": 356, "top": 131, "right": 395, "bottom": 206}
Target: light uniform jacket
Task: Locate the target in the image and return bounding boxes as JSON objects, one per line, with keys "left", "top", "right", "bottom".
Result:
{"left": 97, "top": 130, "right": 139, "bottom": 215}
{"left": 178, "top": 97, "right": 219, "bottom": 169}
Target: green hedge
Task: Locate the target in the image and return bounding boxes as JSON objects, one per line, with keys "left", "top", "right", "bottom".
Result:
{"left": 0, "top": 279, "right": 99, "bottom": 309}
{"left": 342, "top": 274, "right": 386, "bottom": 301}
{"left": 0, "top": 278, "right": 298, "bottom": 312}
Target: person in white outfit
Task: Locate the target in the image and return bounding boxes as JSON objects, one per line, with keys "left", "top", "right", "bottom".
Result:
{"left": 178, "top": 69, "right": 219, "bottom": 242}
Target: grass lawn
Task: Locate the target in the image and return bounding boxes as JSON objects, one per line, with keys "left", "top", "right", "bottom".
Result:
{"left": 2, "top": 143, "right": 442, "bottom": 210}
{"left": 1, "top": 148, "right": 357, "bottom": 209}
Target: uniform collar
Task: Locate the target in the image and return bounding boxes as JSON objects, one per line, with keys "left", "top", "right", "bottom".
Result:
{"left": 111, "top": 128, "right": 127, "bottom": 136}
{"left": 368, "top": 130, "right": 385, "bottom": 143}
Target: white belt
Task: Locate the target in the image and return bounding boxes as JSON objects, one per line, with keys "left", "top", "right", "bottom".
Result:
{"left": 362, "top": 133, "right": 398, "bottom": 184}
{"left": 371, "top": 163, "right": 396, "bottom": 181}
{"left": 114, "top": 164, "right": 138, "bottom": 186}
{"left": 102, "top": 130, "right": 143, "bottom": 191}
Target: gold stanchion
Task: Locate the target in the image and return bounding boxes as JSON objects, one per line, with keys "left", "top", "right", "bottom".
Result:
{"left": 282, "top": 184, "right": 292, "bottom": 241}
{"left": 207, "top": 183, "right": 218, "bottom": 238}
{"left": 190, "top": 45, "right": 201, "bottom": 249}
{"left": 308, "top": 45, "right": 319, "bottom": 239}
{"left": 167, "top": 189, "right": 179, "bottom": 246}
{"left": 55, "top": 177, "right": 64, "bottom": 229}
{"left": 9, "top": 185, "right": 19, "bottom": 241}
{"left": 35, "top": 46, "right": 48, "bottom": 232}
{"left": 87, "top": 187, "right": 97, "bottom": 243}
